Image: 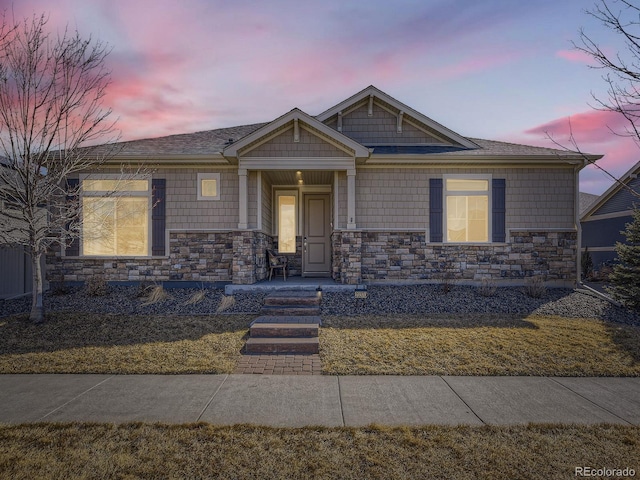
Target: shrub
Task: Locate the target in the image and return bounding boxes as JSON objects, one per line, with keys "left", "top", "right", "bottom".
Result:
{"left": 135, "top": 281, "right": 154, "bottom": 298}
{"left": 49, "top": 274, "right": 70, "bottom": 296}
{"left": 607, "top": 207, "right": 640, "bottom": 309}
{"left": 524, "top": 276, "right": 546, "bottom": 298}
{"left": 581, "top": 247, "right": 594, "bottom": 280}
{"left": 478, "top": 278, "right": 497, "bottom": 297}
{"left": 184, "top": 288, "right": 207, "bottom": 306}
{"left": 141, "top": 285, "right": 169, "bottom": 306}
{"left": 85, "top": 276, "right": 108, "bottom": 297}
{"left": 216, "top": 295, "right": 236, "bottom": 313}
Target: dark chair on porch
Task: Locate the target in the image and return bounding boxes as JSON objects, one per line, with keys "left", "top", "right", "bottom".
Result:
{"left": 266, "top": 249, "right": 288, "bottom": 281}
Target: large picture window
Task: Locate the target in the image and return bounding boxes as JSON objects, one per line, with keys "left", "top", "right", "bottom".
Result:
{"left": 444, "top": 176, "right": 490, "bottom": 243}
{"left": 82, "top": 177, "right": 150, "bottom": 256}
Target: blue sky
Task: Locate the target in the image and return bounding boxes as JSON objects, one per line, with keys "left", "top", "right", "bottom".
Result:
{"left": 4, "top": 0, "right": 638, "bottom": 194}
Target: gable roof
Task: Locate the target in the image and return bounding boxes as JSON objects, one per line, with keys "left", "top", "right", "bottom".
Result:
{"left": 579, "top": 192, "right": 600, "bottom": 216}
{"left": 316, "top": 85, "right": 480, "bottom": 149}
{"left": 97, "top": 85, "right": 602, "bottom": 166}
{"left": 581, "top": 161, "right": 640, "bottom": 220}
{"left": 222, "top": 108, "right": 370, "bottom": 160}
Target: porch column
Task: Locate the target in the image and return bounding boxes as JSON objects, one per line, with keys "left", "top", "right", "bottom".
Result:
{"left": 238, "top": 168, "right": 248, "bottom": 229}
{"left": 347, "top": 169, "right": 356, "bottom": 230}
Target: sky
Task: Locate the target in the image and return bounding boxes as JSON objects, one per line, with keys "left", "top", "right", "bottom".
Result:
{"left": 2, "top": 0, "right": 639, "bottom": 194}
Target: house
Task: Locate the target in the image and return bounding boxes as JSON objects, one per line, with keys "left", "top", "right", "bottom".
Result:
{"left": 581, "top": 160, "right": 640, "bottom": 268}
{"left": 0, "top": 157, "right": 44, "bottom": 298}
{"left": 46, "top": 86, "right": 601, "bottom": 287}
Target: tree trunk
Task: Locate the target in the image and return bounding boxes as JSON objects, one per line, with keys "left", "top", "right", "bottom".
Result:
{"left": 29, "top": 252, "right": 45, "bottom": 324}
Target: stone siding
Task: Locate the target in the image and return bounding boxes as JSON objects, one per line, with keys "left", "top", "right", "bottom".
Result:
{"left": 332, "top": 230, "right": 577, "bottom": 285}
{"left": 48, "top": 231, "right": 236, "bottom": 283}
{"left": 332, "top": 230, "right": 362, "bottom": 284}
{"left": 232, "top": 231, "right": 274, "bottom": 284}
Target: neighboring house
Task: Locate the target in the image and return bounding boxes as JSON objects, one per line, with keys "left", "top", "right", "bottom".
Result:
{"left": 0, "top": 156, "right": 40, "bottom": 298}
{"left": 47, "top": 86, "right": 601, "bottom": 287}
{"left": 581, "top": 161, "right": 640, "bottom": 268}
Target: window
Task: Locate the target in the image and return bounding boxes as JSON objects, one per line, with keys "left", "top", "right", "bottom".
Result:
{"left": 197, "top": 173, "right": 220, "bottom": 200}
{"left": 276, "top": 192, "right": 297, "bottom": 253}
{"left": 82, "top": 176, "right": 150, "bottom": 256}
{"left": 444, "top": 176, "right": 490, "bottom": 243}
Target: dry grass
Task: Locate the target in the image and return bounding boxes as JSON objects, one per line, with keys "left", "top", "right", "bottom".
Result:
{"left": 216, "top": 295, "right": 236, "bottom": 313}
{"left": 141, "top": 285, "right": 170, "bottom": 306}
{"left": 0, "top": 423, "right": 637, "bottom": 480}
{"left": 0, "top": 313, "right": 252, "bottom": 374}
{"left": 320, "top": 314, "right": 640, "bottom": 376}
{"left": 183, "top": 289, "right": 207, "bottom": 306}
{"left": 2, "top": 311, "right": 639, "bottom": 376}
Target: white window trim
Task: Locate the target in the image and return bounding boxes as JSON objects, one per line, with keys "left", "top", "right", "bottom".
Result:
{"left": 443, "top": 173, "right": 492, "bottom": 244}
{"left": 79, "top": 174, "right": 152, "bottom": 256}
{"left": 197, "top": 173, "right": 221, "bottom": 201}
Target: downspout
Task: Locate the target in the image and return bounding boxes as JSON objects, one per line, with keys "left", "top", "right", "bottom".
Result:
{"left": 574, "top": 163, "right": 583, "bottom": 288}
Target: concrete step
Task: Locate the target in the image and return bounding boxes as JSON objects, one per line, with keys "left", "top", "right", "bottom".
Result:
{"left": 264, "top": 291, "right": 321, "bottom": 307}
{"left": 252, "top": 315, "right": 322, "bottom": 325}
{"left": 250, "top": 323, "right": 318, "bottom": 338}
{"left": 261, "top": 305, "right": 321, "bottom": 316}
{"left": 245, "top": 337, "right": 319, "bottom": 354}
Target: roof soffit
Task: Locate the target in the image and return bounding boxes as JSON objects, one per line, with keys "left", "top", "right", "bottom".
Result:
{"left": 316, "top": 85, "right": 480, "bottom": 149}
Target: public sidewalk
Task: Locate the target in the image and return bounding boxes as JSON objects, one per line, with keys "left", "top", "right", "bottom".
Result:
{"left": 1, "top": 374, "right": 639, "bottom": 427}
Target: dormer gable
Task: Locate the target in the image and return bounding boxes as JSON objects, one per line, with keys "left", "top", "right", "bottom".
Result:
{"left": 223, "top": 108, "right": 369, "bottom": 161}
{"left": 316, "top": 85, "right": 479, "bottom": 150}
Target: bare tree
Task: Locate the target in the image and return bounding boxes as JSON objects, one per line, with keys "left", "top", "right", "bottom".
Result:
{"left": 576, "top": 0, "right": 640, "bottom": 145}
{"left": 0, "top": 13, "right": 119, "bottom": 323}
{"left": 568, "top": 0, "right": 639, "bottom": 197}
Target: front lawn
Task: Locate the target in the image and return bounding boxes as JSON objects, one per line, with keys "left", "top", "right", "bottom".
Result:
{"left": 0, "top": 423, "right": 637, "bottom": 480}
{"left": 1, "top": 312, "right": 639, "bottom": 376}
{"left": 0, "top": 313, "right": 252, "bottom": 374}
{"left": 320, "top": 314, "right": 640, "bottom": 376}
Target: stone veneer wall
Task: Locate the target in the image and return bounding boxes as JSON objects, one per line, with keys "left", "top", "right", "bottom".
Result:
{"left": 48, "top": 231, "right": 241, "bottom": 283}
{"left": 332, "top": 230, "right": 577, "bottom": 285}
{"left": 232, "top": 231, "right": 274, "bottom": 284}
{"left": 331, "top": 230, "right": 362, "bottom": 284}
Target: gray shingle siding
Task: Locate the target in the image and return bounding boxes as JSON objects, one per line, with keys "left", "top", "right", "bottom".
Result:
{"left": 582, "top": 215, "right": 631, "bottom": 249}
{"left": 593, "top": 177, "right": 640, "bottom": 215}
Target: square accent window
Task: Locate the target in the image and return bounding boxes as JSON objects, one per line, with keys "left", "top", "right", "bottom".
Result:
{"left": 81, "top": 175, "right": 151, "bottom": 256}
{"left": 197, "top": 173, "right": 220, "bottom": 200}
{"left": 444, "top": 176, "right": 490, "bottom": 243}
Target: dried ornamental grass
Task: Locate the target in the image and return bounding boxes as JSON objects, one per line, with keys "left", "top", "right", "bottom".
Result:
{"left": 525, "top": 276, "right": 547, "bottom": 298}
{"left": 141, "top": 285, "right": 170, "bottom": 306}
{"left": 184, "top": 289, "right": 207, "bottom": 306}
{"left": 216, "top": 295, "right": 236, "bottom": 313}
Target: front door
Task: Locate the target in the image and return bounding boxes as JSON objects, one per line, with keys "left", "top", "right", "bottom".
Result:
{"left": 303, "top": 194, "right": 331, "bottom": 276}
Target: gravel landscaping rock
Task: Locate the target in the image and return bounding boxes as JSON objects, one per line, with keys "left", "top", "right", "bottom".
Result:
{"left": 1, "top": 284, "right": 639, "bottom": 326}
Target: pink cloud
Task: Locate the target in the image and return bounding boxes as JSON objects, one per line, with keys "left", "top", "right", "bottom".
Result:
{"left": 510, "top": 109, "right": 640, "bottom": 195}
{"left": 556, "top": 49, "right": 594, "bottom": 65}
{"left": 524, "top": 109, "right": 631, "bottom": 144}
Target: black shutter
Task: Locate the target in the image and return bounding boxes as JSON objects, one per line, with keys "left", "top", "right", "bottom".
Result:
{"left": 65, "top": 178, "right": 80, "bottom": 256}
{"left": 492, "top": 178, "right": 506, "bottom": 243}
{"left": 429, "top": 178, "right": 443, "bottom": 242}
{"left": 152, "top": 179, "right": 166, "bottom": 256}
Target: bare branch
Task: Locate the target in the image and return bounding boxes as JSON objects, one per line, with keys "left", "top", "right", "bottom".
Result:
{"left": 0, "top": 13, "right": 122, "bottom": 322}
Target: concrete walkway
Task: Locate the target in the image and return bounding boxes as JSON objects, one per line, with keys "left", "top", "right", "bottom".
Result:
{"left": 1, "top": 375, "right": 639, "bottom": 427}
